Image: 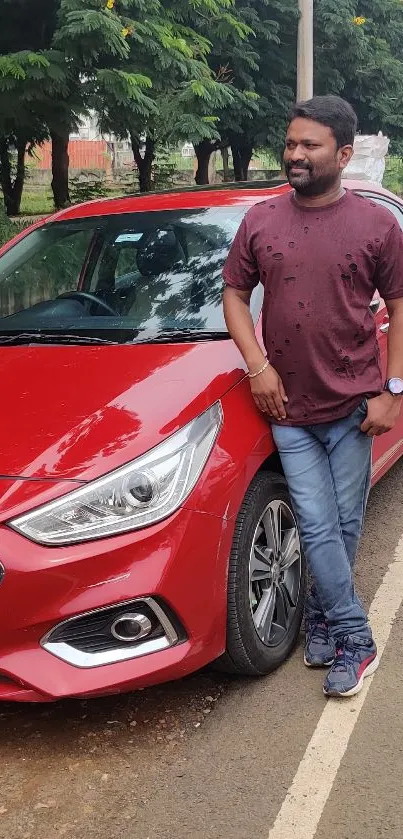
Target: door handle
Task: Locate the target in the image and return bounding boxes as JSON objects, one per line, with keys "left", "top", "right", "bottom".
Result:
{"left": 379, "top": 321, "right": 389, "bottom": 334}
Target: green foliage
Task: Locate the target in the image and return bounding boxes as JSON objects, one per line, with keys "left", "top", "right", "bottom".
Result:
{"left": 20, "top": 190, "right": 54, "bottom": 215}
{"left": 315, "top": 0, "right": 403, "bottom": 140}
{"left": 1, "top": 0, "right": 403, "bottom": 206}
{"left": 383, "top": 156, "right": 403, "bottom": 196}
{"left": 97, "top": 0, "right": 250, "bottom": 149}
{"left": 0, "top": 205, "right": 28, "bottom": 247}
{"left": 203, "top": 0, "right": 299, "bottom": 154}
{"left": 151, "top": 147, "right": 177, "bottom": 190}
{"left": 69, "top": 172, "right": 108, "bottom": 204}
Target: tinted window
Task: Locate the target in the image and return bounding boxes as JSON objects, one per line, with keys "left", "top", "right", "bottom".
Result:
{"left": 0, "top": 206, "right": 258, "bottom": 342}
{"left": 0, "top": 227, "right": 93, "bottom": 318}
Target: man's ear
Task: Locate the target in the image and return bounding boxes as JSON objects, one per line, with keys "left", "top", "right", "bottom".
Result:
{"left": 339, "top": 144, "right": 354, "bottom": 171}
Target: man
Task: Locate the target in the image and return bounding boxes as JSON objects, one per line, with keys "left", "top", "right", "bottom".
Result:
{"left": 223, "top": 95, "right": 403, "bottom": 698}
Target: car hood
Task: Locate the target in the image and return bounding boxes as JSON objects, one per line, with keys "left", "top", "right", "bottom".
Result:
{"left": 0, "top": 342, "right": 242, "bottom": 484}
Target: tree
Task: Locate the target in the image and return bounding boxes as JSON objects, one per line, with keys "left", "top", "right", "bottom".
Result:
{"left": 196, "top": 0, "right": 403, "bottom": 183}
{"left": 0, "top": 0, "right": 61, "bottom": 213}
{"left": 315, "top": 0, "right": 403, "bottom": 147}
{"left": 174, "top": 0, "right": 258, "bottom": 184}
{"left": 96, "top": 0, "right": 252, "bottom": 191}
{"left": 223, "top": 0, "right": 298, "bottom": 180}
{"left": 2, "top": 0, "right": 403, "bottom": 215}
{"left": 0, "top": 0, "right": 155, "bottom": 210}
{"left": 46, "top": 0, "right": 143, "bottom": 208}
{"left": 185, "top": 0, "right": 298, "bottom": 184}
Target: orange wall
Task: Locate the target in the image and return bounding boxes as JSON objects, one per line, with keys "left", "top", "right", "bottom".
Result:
{"left": 31, "top": 140, "right": 113, "bottom": 172}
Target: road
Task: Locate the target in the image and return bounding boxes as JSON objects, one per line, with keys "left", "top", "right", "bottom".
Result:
{"left": 1, "top": 457, "right": 403, "bottom": 839}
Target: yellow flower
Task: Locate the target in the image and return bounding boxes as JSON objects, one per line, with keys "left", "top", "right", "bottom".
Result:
{"left": 121, "top": 26, "right": 133, "bottom": 37}
{"left": 353, "top": 16, "right": 366, "bottom": 25}
{"left": 106, "top": 0, "right": 115, "bottom": 9}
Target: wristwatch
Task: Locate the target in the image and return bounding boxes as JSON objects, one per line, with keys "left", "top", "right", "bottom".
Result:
{"left": 384, "top": 377, "right": 403, "bottom": 396}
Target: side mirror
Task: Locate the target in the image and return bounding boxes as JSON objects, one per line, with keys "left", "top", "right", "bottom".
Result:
{"left": 370, "top": 299, "right": 380, "bottom": 315}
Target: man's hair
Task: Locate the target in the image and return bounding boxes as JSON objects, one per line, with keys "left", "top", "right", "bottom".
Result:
{"left": 288, "top": 95, "right": 358, "bottom": 148}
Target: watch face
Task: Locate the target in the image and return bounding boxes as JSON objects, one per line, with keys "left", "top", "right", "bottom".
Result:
{"left": 388, "top": 378, "right": 403, "bottom": 395}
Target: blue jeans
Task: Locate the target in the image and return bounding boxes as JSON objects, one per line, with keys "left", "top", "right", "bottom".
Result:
{"left": 271, "top": 401, "right": 373, "bottom": 641}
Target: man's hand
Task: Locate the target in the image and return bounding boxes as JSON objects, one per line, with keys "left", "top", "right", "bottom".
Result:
{"left": 250, "top": 365, "right": 288, "bottom": 420}
{"left": 361, "top": 393, "right": 402, "bottom": 437}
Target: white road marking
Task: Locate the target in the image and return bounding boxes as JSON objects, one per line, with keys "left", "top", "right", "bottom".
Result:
{"left": 268, "top": 535, "right": 403, "bottom": 839}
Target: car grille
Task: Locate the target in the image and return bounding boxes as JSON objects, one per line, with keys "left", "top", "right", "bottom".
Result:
{"left": 41, "top": 597, "right": 184, "bottom": 668}
{"left": 48, "top": 600, "right": 165, "bottom": 654}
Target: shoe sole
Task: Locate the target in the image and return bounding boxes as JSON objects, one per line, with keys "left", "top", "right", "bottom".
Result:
{"left": 304, "top": 655, "right": 335, "bottom": 668}
{"left": 323, "top": 655, "right": 380, "bottom": 698}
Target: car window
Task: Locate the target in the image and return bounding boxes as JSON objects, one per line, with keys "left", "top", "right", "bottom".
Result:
{"left": 0, "top": 227, "right": 94, "bottom": 318}
{"left": 0, "top": 205, "right": 262, "bottom": 342}
{"left": 87, "top": 209, "right": 253, "bottom": 332}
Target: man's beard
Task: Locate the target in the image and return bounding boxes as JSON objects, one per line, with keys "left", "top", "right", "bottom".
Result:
{"left": 284, "top": 160, "right": 340, "bottom": 196}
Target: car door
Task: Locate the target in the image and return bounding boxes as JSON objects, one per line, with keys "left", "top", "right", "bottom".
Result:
{"left": 357, "top": 190, "right": 403, "bottom": 480}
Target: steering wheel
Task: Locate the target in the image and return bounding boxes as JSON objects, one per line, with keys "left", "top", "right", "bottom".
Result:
{"left": 57, "top": 291, "right": 118, "bottom": 316}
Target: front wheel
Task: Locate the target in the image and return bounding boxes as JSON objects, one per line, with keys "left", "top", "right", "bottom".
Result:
{"left": 217, "top": 471, "right": 306, "bottom": 676}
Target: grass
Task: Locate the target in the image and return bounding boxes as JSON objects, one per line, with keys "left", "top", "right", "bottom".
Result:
{"left": 20, "top": 190, "right": 55, "bottom": 216}
{"left": 0, "top": 208, "right": 29, "bottom": 247}
{"left": 383, "top": 156, "right": 403, "bottom": 196}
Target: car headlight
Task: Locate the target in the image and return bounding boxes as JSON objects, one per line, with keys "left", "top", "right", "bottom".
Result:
{"left": 10, "top": 403, "right": 223, "bottom": 546}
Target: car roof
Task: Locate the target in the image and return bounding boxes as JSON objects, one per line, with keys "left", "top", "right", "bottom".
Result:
{"left": 49, "top": 178, "right": 399, "bottom": 223}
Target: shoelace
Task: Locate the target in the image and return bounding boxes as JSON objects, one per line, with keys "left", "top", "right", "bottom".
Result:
{"left": 307, "top": 621, "right": 329, "bottom": 646}
{"left": 333, "top": 640, "right": 357, "bottom": 671}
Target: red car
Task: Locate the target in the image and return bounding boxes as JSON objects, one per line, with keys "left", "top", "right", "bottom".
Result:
{"left": 0, "top": 180, "right": 401, "bottom": 703}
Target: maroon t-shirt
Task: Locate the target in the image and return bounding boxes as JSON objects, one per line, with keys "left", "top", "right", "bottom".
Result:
{"left": 223, "top": 190, "right": 403, "bottom": 425}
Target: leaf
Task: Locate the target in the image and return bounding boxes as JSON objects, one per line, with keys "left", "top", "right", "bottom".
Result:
{"left": 191, "top": 80, "right": 208, "bottom": 97}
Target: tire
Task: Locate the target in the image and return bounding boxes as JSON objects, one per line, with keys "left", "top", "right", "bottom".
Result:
{"left": 216, "top": 471, "right": 306, "bottom": 676}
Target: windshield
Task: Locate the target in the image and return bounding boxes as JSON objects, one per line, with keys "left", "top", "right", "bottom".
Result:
{"left": 0, "top": 206, "right": 259, "bottom": 343}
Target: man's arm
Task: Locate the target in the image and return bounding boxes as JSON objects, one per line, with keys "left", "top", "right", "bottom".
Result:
{"left": 223, "top": 286, "right": 288, "bottom": 420}
{"left": 222, "top": 286, "right": 265, "bottom": 371}
{"left": 385, "top": 297, "right": 403, "bottom": 380}
{"left": 361, "top": 297, "right": 403, "bottom": 436}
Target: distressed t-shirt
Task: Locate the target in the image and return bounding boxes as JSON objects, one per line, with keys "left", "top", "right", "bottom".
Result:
{"left": 223, "top": 190, "right": 403, "bottom": 425}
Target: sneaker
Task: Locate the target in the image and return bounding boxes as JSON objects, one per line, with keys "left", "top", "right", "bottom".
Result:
{"left": 323, "top": 635, "right": 379, "bottom": 697}
{"left": 304, "top": 620, "right": 335, "bottom": 668}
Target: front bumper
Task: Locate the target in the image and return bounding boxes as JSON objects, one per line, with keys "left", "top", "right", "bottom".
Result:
{"left": 0, "top": 506, "right": 233, "bottom": 702}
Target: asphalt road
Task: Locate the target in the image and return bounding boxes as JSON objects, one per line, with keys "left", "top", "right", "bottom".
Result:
{"left": 1, "top": 457, "right": 403, "bottom": 839}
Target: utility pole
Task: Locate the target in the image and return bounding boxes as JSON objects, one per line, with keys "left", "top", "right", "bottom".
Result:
{"left": 297, "top": 0, "right": 314, "bottom": 101}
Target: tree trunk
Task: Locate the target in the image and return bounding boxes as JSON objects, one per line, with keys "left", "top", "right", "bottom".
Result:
{"left": 51, "top": 131, "right": 70, "bottom": 209}
{"left": 231, "top": 142, "right": 253, "bottom": 182}
{"left": 0, "top": 138, "right": 13, "bottom": 216}
{"left": 131, "top": 134, "right": 155, "bottom": 193}
{"left": 208, "top": 150, "right": 217, "bottom": 184}
{"left": 221, "top": 146, "right": 230, "bottom": 182}
{"left": 241, "top": 143, "right": 253, "bottom": 181}
{"left": 13, "top": 138, "right": 26, "bottom": 214}
{"left": 194, "top": 140, "right": 212, "bottom": 185}
{"left": 0, "top": 136, "right": 27, "bottom": 216}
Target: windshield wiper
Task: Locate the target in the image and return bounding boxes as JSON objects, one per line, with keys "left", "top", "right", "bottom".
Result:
{"left": 0, "top": 329, "right": 230, "bottom": 346}
{"left": 134, "top": 329, "right": 230, "bottom": 344}
{"left": 0, "top": 332, "right": 119, "bottom": 346}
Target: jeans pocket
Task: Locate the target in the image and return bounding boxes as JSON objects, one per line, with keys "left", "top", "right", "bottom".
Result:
{"left": 355, "top": 397, "right": 368, "bottom": 417}
{"left": 357, "top": 398, "right": 368, "bottom": 416}
{"left": 355, "top": 399, "right": 370, "bottom": 436}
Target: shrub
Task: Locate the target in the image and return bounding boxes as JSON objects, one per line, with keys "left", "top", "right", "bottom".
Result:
{"left": 69, "top": 173, "right": 108, "bottom": 204}
{"left": 0, "top": 204, "right": 28, "bottom": 248}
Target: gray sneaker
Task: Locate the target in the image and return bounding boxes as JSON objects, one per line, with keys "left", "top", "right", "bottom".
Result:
{"left": 323, "top": 635, "right": 379, "bottom": 697}
{"left": 304, "top": 620, "right": 335, "bottom": 668}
